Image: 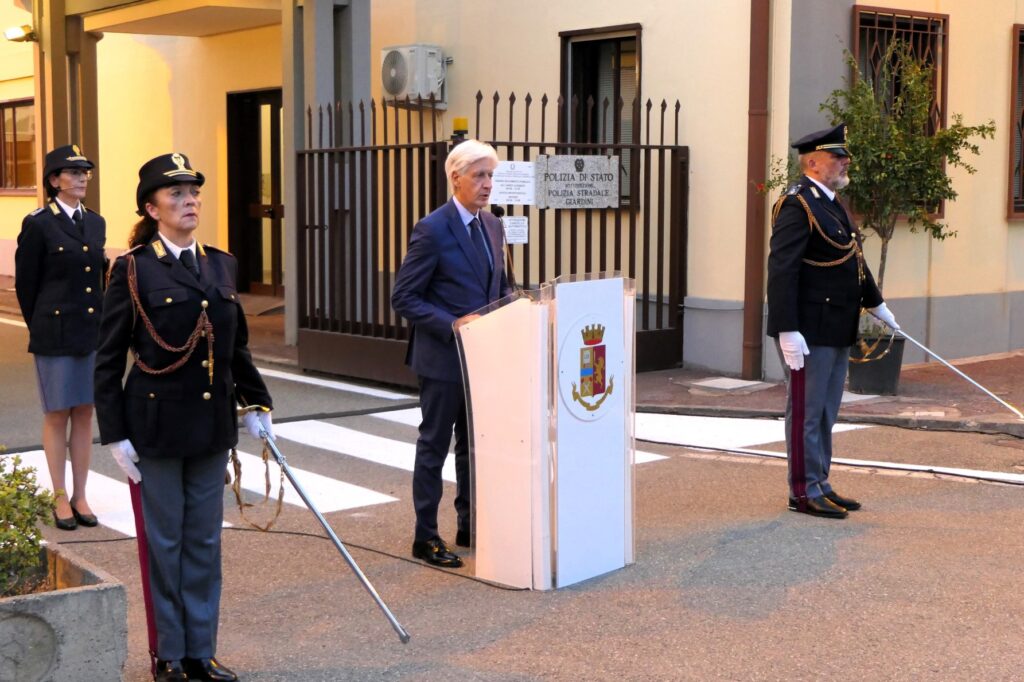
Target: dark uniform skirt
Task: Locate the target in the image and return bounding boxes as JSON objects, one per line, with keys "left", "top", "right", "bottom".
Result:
{"left": 34, "top": 352, "right": 96, "bottom": 413}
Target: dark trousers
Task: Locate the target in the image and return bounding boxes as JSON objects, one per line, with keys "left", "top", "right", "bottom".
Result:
{"left": 779, "top": 342, "right": 848, "bottom": 498}
{"left": 413, "top": 376, "right": 471, "bottom": 542}
{"left": 136, "top": 450, "right": 229, "bottom": 660}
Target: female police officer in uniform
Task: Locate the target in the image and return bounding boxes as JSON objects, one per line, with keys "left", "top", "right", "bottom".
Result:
{"left": 15, "top": 144, "right": 105, "bottom": 530}
{"left": 94, "top": 153, "right": 273, "bottom": 682}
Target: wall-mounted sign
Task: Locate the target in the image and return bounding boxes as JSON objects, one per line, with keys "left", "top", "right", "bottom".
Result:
{"left": 491, "top": 161, "right": 536, "bottom": 205}
{"left": 501, "top": 216, "right": 529, "bottom": 245}
{"left": 534, "top": 155, "right": 619, "bottom": 209}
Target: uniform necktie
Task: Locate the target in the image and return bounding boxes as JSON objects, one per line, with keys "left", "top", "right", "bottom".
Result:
{"left": 179, "top": 248, "right": 200, "bottom": 280}
{"left": 469, "top": 217, "right": 491, "bottom": 279}
{"left": 73, "top": 208, "right": 84, "bottom": 234}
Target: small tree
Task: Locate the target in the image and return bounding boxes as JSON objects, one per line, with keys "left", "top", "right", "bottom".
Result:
{"left": 821, "top": 40, "right": 995, "bottom": 291}
{"left": 1, "top": 453, "right": 55, "bottom": 597}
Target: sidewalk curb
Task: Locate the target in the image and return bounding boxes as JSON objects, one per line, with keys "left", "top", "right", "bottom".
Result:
{"left": 636, "top": 403, "right": 1024, "bottom": 438}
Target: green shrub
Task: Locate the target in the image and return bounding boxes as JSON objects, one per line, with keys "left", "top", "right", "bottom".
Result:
{"left": 0, "top": 453, "right": 55, "bottom": 597}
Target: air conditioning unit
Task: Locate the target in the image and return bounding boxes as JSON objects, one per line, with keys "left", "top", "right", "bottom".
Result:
{"left": 380, "top": 44, "right": 447, "bottom": 109}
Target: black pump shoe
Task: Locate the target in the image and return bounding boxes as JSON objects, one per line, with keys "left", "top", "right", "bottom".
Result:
{"left": 71, "top": 504, "right": 98, "bottom": 527}
{"left": 52, "top": 510, "right": 77, "bottom": 531}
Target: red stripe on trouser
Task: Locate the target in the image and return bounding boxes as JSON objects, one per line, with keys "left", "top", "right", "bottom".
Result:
{"left": 789, "top": 368, "right": 808, "bottom": 508}
{"left": 129, "top": 480, "right": 158, "bottom": 675}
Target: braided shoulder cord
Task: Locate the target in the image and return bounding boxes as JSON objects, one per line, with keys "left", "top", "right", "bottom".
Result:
{"left": 783, "top": 194, "right": 864, "bottom": 280}
{"left": 126, "top": 254, "right": 215, "bottom": 383}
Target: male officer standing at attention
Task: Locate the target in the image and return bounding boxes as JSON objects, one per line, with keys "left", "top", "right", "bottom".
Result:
{"left": 392, "top": 139, "right": 512, "bottom": 567}
{"left": 767, "top": 124, "right": 900, "bottom": 519}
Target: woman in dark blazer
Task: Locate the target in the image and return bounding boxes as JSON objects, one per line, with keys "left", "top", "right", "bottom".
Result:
{"left": 94, "top": 153, "right": 273, "bottom": 682}
{"left": 15, "top": 144, "right": 105, "bottom": 530}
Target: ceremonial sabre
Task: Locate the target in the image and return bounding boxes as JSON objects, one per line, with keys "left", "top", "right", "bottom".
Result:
{"left": 867, "top": 311, "right": 1024, "bottom": 421}
{"left": 253, "top": 418, "right": 412, "bottom": 643}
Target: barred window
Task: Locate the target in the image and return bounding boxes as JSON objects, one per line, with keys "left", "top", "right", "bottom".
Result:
{"left": 852, "top": 6, "right": 948, "bottom": 134}
{"left": 1010, "top": 26, "right": 1024, "bottom": 217}
{"left": 0, "top": 98, "right": 35, "bottom": 191}
{"left": 560, "top": 24, "right": 641, "bottom": 202}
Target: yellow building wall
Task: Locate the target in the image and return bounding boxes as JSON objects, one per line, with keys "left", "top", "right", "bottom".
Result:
{"left": 95, "top": 24, "right": 282, "bottom": 252}
{"left": 841, "top": 0, "right": 1023, "bottom": 301}
{"left": 371, "top": 0, "right": 754, "bottom": 303}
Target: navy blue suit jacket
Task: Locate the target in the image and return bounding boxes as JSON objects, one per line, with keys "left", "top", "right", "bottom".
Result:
{"left": 391, "top": 199, "right": 513, "bottom": 382}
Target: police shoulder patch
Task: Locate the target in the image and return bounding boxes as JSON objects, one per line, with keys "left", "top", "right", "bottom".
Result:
{"left": 785, "top": 182, "right": 804, "bottom": 196}
{"left": 29, "top": 207, "right": 45, "bottom": 217}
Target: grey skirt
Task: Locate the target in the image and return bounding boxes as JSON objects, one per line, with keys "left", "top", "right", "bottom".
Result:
{"left": 34, "top": 352, "right": 96, "bottom": 413}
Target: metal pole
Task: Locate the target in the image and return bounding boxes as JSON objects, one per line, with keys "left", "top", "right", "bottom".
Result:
{"left": 260, "top": 427, "right": 412, "bottom": 643}
{"left": 867, "top": 311, "right": 1024, "bottom": 421}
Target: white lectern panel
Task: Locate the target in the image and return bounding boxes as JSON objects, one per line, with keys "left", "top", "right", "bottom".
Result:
{"left": 457, "top": 296, "right": 550, "bottom": 588}
{"left": 553, "top": 277, "right": 629, "bottom": 587}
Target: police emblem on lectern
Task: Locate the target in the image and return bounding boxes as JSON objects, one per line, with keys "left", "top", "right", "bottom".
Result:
{"left": 558, "top": 320, "right": 616, "bottom": 420}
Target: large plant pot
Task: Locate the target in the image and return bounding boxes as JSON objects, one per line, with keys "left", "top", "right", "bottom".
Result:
{"left": 0, "top": 542, "right": 127, "bottom": 681}
{"left": 848, "top": 336, "right": 905, "bottom": 395}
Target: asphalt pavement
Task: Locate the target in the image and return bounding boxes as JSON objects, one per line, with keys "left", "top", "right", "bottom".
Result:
{"left": 2, "top": 277, "right": 1024, "bottom": 680}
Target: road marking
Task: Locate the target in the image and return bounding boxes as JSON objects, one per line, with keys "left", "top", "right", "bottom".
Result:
{"left": 234, "top": 449, "right": 396, "bottom": 511}
{"left": 370, "top": 407, "right": 667, "bottom": 463}
{"left": 258, "top": 367, "right": 414, "bottom": 400}
{"left": 0, "top": 316, "right": 26, "bottom": 328}
{"left": 275, "top": 420, "right": 456, "bottom": 482}
{"left": 636, "top": 413, "right": 867, "bottom": 450}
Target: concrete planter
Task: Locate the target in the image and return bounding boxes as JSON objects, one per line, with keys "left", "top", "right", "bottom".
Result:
{"left": 0, "top": 542, "right": 127, "bottom": 682}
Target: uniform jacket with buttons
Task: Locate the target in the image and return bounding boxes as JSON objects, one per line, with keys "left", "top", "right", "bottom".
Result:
{"left": 766, "top": 175, "right": 883, "bottom": 347}
{"left": 14, "top": 201, "right": 107, "bottom": 356}
{"left": 94, "top": 237, "right": 272, "bottom": 459}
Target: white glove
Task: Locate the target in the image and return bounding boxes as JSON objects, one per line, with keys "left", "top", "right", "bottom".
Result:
{"left": 111, "top": 439, "right": 142, "bottom": 484}
{"left": 778, "top": 331, "right": 810, "bottom": 371}
{"left": 243, "top": 410, "right": 274, "bottom": 440}
{"left": 869, "top": 302, "right": 900, "bottom": 331}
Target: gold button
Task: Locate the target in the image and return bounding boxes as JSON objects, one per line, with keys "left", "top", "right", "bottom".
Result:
{"left": 58, "top": 246, "right": 64, "bottom": 252}
{"left": 83, "top": 245, "right": 89, "bottom": 252}
{"left": 230, "top": 294, "right": 236, "bottom": 300}
{"left": 85, "top": 287, "right": 92, "bottom": 293}
{"left": 201, "top": 300, "right": 209, "bottom": 309}
{"left": 54, "top": 309, "right": 60, "bottom": 315}
{"left": 202, "top": 392, "right": 211, "bottom": 400}
{"left": 148, "top": 393, "right": 155, "bottom": 399}
{"left": 202, "top": 360, "right": 209, "bottom": 368}
{"left": 85, "top": 266, "right": 91, "bottom": 272}
{"left": 201, "top": 330, "right": 206, "bottom": 337}
{"left": 87, "top": 307, "right": 94, "bottom": 314}
{"left": 165, "top": 297, "right": 173, "bottom": 303}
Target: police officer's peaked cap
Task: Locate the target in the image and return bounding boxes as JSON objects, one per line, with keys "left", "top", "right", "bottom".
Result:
{"left": 136, "top": 152, "right": 206, "bottom": 215}
{"left": 42, "top": 144, "right": 94, "bottom": 180}
{"left": 791, "top": 123, "right": 850, "bottom": 157}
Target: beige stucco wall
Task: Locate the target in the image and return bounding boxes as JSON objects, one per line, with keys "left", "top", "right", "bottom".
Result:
{"left": 372, "top": 0, "right": 755, "bottom": 304}
{"left": 95, "top": 24, "right": 283, "bottom": 252}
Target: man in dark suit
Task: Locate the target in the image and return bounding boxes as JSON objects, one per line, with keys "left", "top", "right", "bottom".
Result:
{"left": 391, "top": 139, "right": 513, "bottom": 567}
{"left": 767, "top": 124, "right": 900, "bottom": 519}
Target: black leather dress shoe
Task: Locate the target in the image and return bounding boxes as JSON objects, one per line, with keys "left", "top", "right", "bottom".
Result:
{"left": 154, "top": 659, "right": 189, "bottom": 682}
{"left": 455, "top": 528, "right": 470, "bottom": 547}
{"left": 825, "top": 491, "right": 861, "bottom": 511}
{"left": 412, "top": 538, "right": 464, "bottom": 568}
{"left": 71, "top": 505, "right": 99, "bottom": 527}
{"left": 183, "top": 657, "right": 237, "bottom": 681}
{"left": 788, "top": 495, "right": 848, "bottom": 519}
{"left": 52, "top": 510, "right": 77, "bottom": 531}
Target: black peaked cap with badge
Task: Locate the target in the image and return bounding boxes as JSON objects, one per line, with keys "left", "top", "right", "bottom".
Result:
{"left": 791, "top": 123, "right": 850, "bottom": 157}
{"left": 42, "top": 144, "right": 94, "bottom": 180}
{"left": 136, "top": 152, "right": 206, "bottom": 215}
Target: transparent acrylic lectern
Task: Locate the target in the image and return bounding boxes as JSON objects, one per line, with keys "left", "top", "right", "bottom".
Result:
{"left": 454, "top": 273, "right": 636, "bottom": 589}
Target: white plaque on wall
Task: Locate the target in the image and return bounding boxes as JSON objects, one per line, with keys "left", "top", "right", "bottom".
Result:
{"left": 490, "top": 161, "right": 536, "bottom": 205}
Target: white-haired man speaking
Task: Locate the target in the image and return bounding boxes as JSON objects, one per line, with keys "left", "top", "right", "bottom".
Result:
{"left": 391, "top": 139, "right": 513, "bottom": 567}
